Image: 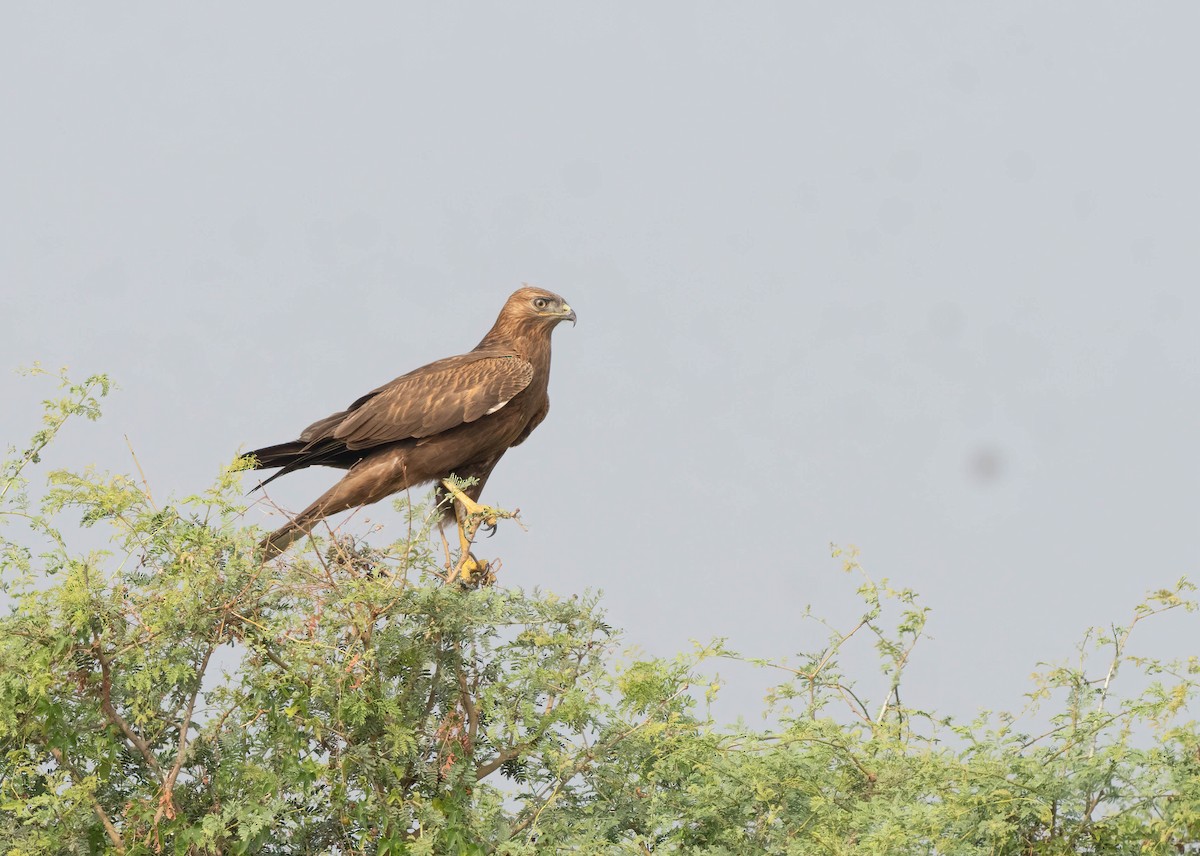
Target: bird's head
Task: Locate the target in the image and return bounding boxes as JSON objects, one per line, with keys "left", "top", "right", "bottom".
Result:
{"left": 505, "top": 285, "right": 576, "bottom": 328}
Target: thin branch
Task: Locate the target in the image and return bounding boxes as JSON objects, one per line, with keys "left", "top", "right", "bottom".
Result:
{"left": 94, "top": 643, "right": 163, "bottom": 778}
{"left": 152, "top": 638, "right": 218, "bottom": 828}
{"left": 458, "top": 660, "right": 478, "bottom": 752}
{"left": 477, "top": 634, "right": 599, "bottom": 783}
{"left": 510, "top": 683, "right": 691, "bottom": 838}
{"left": 875, "top": 638, "right": 919, "bottom": 726}
{"left": 123, "top": 434, "right": 156, "bottom": 511}
{"left": 832, "top": 683, "right": 873, "bottom": 725}
{"left": 756, "top": 732, "right": 873, "bottom": 782}
{"left": 476, "top": 744, "right": 528, "bottom": 782}
{"left": 1, "top": 374, "right": 107, "bottom": 503}
{"left": 50, "top": 746, "right": 125, "bottom": 854}
{"left": 475, "top": 694, "right": 562, "bottom": 783}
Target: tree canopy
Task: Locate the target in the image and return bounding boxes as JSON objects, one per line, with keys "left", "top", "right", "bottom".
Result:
{"left": 2, "top": 369, "right": 1198, "bottom": 855}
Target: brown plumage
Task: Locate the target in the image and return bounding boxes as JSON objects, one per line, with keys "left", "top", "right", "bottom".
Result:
{"left": 244, "top": 286, "right": 576, "bottom": 556}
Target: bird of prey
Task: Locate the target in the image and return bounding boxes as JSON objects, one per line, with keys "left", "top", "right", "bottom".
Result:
{"left": 243, "top": 286, "right": 575, "bottom": 558}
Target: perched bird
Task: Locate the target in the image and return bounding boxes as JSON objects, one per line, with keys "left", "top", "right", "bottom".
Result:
{"left": 243, "top": 286, "right": 575, "bottom": 557}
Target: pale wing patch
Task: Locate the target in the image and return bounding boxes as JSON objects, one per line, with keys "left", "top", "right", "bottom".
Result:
{"left": 485, "top": 398, "right": 512, "bottom": 415}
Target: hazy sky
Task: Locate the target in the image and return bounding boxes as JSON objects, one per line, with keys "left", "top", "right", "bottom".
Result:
{"left": 3, "top": 5, "right": 1198, "bottom": 723}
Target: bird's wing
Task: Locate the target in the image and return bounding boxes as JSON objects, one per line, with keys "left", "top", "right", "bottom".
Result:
{"left": 510, "top": 399, "right": 549, "bottom": 447}
{"left": 312, "top": 354, "right": 534, "bottom": 451}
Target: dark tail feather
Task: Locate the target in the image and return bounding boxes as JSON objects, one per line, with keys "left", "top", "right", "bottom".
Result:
{"left": 244, "top": 442, "right": 329, "bottom": 554}
{"left": 243, "top": 439, "right": 351, "bottom": 493}
{"left": 251, "top": 466, "right": 294, "bottom": 493}
{"left": 243, "top": 440, "right": 317, "bottom": 493}
{"left": 243, "top": 440, "right": 309, "bottom": 470}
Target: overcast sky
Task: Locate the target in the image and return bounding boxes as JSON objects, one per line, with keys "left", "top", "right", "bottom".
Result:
{"left": 3, "top": 4, "right": 1198, "bottom": 723}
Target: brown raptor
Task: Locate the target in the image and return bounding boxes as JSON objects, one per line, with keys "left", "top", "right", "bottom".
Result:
{"left": 243, "top": 286, "right": 575, "bottom": 557}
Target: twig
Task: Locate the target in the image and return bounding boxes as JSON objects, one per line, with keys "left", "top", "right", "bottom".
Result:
{"left": 95, "top": 642, "right": 163, "bottom": 778}
{"left": 151, "top": 637, "right": 218, "bottom": 828}
{"left": 457, "top": 662, "right": 478, "bottom": 754}
{"left": 50, "top": 746, "right": 125, "bottom": 853}
{"left": 876, "top": 641, "right": 918, "bottom": 726}
{"left": 123, "top": 435, "right": 156, "bottom": 510}
{"left": 511, "top": 683, "right": 691, "bottom": 838}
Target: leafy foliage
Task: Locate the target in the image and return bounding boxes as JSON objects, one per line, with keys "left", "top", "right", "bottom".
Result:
{"left": 1, "top": 370, "right": 1198, "bottom": 854}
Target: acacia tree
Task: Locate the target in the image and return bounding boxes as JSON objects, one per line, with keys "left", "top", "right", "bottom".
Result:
{"left": 1, "top": 369, "right": 1199, "bottom": 855}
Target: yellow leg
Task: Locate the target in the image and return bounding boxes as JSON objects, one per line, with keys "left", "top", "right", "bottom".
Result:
{"left": 440, "top": 479, "right": 498, "bottom": 530}
{"left": 442, "top": 479, "right": 504, "bottom": 586}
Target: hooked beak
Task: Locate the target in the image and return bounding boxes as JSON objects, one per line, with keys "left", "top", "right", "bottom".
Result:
{"left": 561, "top": 304, "right": 577, "bottom": 326}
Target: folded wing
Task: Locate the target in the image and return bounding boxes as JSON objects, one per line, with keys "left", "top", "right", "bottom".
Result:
{"left": 302, "top": 354, "right": 535, "bottom": 451}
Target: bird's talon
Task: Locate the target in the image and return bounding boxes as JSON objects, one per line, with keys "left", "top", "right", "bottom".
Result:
{"left": 451, "top": 554, "right": 494, "bottom": 588}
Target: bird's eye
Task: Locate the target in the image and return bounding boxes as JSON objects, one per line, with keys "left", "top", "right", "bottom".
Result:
{"left": 533, "top": 297, "right": 549, "bottom": 310}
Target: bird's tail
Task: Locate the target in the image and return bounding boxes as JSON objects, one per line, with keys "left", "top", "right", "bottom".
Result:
{"left": 242, "top": 440, "right": 323, "bottom": 493}
{"left": 242, "top": 440, "right": 308, "bottom": 471}
{"left": 256, "top": 474, "right": 363, "bottom": 559}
